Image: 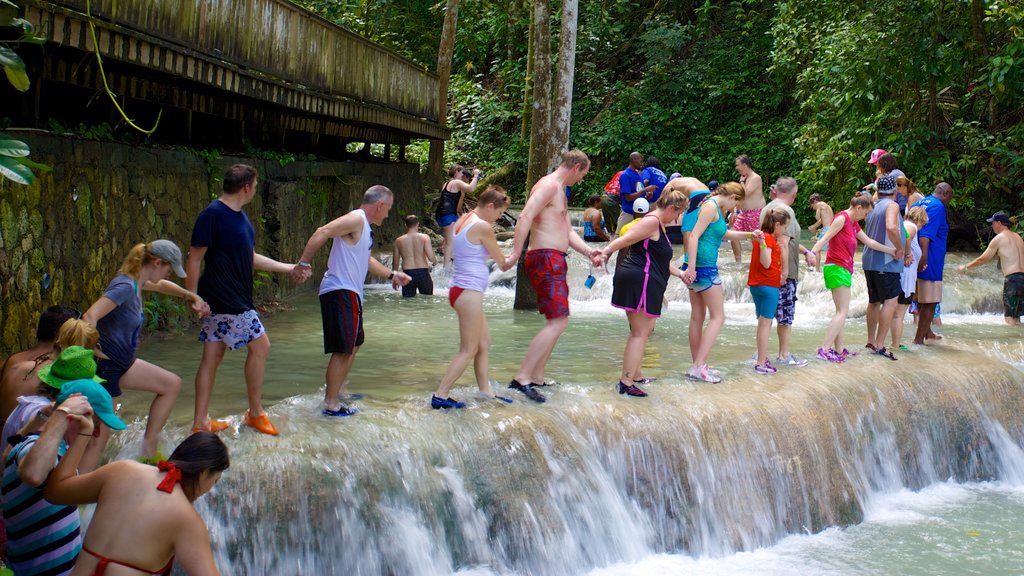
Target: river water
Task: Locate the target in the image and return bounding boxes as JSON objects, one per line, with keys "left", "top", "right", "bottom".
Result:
{"left": 109, "top": 235, "right": 1024, "bottom": 575}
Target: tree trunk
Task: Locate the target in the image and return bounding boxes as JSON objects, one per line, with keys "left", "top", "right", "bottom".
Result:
{"left": 547, "top": 0, "right": 578, "bottom": 171}
{"left": 524, "top": 0, "right": 552, "bottom": 192}
{"left": 515, "top": 0, "right": 552, "bottom": 311}
{"left": 427, "top": 0, "right": 461, "bottom": 191}
{"left": 520, "top": 0, "right": 535, "bottom": 139}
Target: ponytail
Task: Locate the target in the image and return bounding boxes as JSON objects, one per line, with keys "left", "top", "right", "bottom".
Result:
{"left": 118, "top": 243, "right": 158, "bottom": 277}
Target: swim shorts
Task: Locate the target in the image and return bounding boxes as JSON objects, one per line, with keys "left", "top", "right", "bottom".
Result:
{"left": 749, "top": 285, "right": 780, "bottom": 319}
{"left": 437, "top": 213, "right": 458, "bottom": 228}
{"left": 320, "top": 289, "right": 365, "bottom": 354}
{"left": 865, "top": 270, "right": 901, "bottom": 303}
{"left": 401, "top": 268, "right": 434, "bottom": 297}
{"left": 199, "top": 309, "right": 266, "bottom": 350}
{"left": 823, "top": 264, "right": 852, "bottom": 290}
{"left": 776, "top": 278, "right": 798, "bottom": 325}
{"left": 732, "top": 208, "right": 762, "bottom": 232}
{"left": 525, "top": 249, "right": 570, "bottom": 319}
{"left": 916, "top": 280, "right": 942, "bottom": 304}
{"left": 688, "top": 266, "right": 722, "bottom": 293}
{"left": 1004, "top": 272, "right": 1024, "bottom": 318}
{"left": 816, "top": 229, "right": 829, "bottom": 252}
{"left": 95, "top": 357, "right": 136, "bottom": 398}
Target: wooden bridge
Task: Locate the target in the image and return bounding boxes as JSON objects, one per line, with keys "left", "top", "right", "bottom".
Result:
{"left": 14, "top": 0, "right": 448, "bottom": 155}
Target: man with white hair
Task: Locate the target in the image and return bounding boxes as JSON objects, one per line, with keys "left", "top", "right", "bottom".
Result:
{"left": 759, "top": 177, "right": 817, "bottom": 366}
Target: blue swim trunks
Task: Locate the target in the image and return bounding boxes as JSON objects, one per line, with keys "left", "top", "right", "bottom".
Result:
{"left": 437, "top": 213, "right": 458, "bottom": 227}
{"left": 689, "top": 266, "right": 722, "bottom": 293}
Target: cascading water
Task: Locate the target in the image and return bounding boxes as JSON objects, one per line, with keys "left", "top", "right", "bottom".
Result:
{"left": 116, "top": 235, "right": 1024, "bottom": 575}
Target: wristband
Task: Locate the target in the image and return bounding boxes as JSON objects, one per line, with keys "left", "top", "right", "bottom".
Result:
{"left": 803, "top": 249, "right": 810, "bottom": 256}
{"left": 55, "top": 406, "right": 72, "bottom": 417}
{"left": 297, "top": 261, "right": 312, "bottom": 268}
{"left": 387, "top": 272, "right": 395, "bottom": 281}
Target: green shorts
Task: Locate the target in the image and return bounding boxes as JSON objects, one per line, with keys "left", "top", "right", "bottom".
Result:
{"left": 823, "top": 264, "right": 852, "bottom": 290}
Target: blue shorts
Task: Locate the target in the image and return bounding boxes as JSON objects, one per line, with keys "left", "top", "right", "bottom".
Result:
{"left": 437, "top": 213, "right": 458, "bottom": 227}
{"left": 750, "top": 285, "right": 780, "bottom": 319}
{"left": 689, "top": 266, "right": 722, "bottom": 293}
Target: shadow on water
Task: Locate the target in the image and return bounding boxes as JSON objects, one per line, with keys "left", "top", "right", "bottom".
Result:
{"left": 108, "top": 240, "right": 1024, "bottom": 575}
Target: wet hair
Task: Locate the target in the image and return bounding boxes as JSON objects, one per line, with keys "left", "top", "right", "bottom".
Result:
{"left": 656, "top": 188, "right": 688, "bottom": 210}
{"left": 223, "top": 164, "right": 257, "bottom": 194}
{"left": 761, "top": 208, "right": 791, "bottom": 233}
{"left": 478, "top": 185, "right": 510, "bottom": 209}
{"left": 715, "top": 181, "right": 746, "bottom": 201}
{"left": 587, "top": 194, "right": 602, "bottom": 207}
{"left": 645, "top": 156, "right": 661, "bottom": 169}
{"left": 119, "top": 242, "right": 162, "bottom": 277}
{"left": 448, "top": 165, "right": 464, "bottom": 178}
{"left": 735, "top": 154, "right": 753, "bottom": 169}
{"left": 560, "top": 149, "right": 590, "bottom": 170}
{"left": 55, "top": 319, "right": 99, "bottom": 351}
{"left": 809, "top": 193, "right": 822, "bottom": 204}
{"left": 877, "top": 153, "right": 899, "bottom": 173}
{"left": 906, "top": 206, "right": 929, "bottom": 227}
{"left": 850, "top": 193, "right": 874, "bottom": 209}
{"left": 774, "top": 177, "right": 797, "bottom": 196}
{"left": 363, "top": 185, "right": 393, "bottom": 205}
{"left": 36, "top": 306, "right": 80, "bottom": 342}
{"left": 168, "top": 432, "right": 230, "bottom": 501}
{"left": 404, "top": 215, "right": 419, "bottom": 229}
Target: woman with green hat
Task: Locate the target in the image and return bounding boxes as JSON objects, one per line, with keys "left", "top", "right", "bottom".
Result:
{"left": 82, "top": 240, "right": 210, "bottom": 471}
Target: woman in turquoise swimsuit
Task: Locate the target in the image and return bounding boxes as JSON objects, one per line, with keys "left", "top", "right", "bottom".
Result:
{"left": 682, "top": 182, "right": 761, "bottom": 383}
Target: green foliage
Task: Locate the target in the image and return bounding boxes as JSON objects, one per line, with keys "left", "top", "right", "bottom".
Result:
{"left": 0, "top": 3, "right": 46, "bottom": 185}
{"left": 142, "top": 295, "right": 186, "bottom": 332}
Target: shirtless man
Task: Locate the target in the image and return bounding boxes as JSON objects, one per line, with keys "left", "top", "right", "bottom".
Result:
{"left": 730, "top": 154, "right": 766, "bottom": 262}
{"left": 808, "top": 194, "right": 834, "bottom": 272}
{"left": 393, "top": 215, "right": 437, "bottom": 297}
{"left": 959, "top": 211, "right": 1024, "bottom": 325}
{"left": 0, "top": 306, "right": 79, "bottom": 421}
{"left": 506, "top": 150, "right": 600, "bottom": 402}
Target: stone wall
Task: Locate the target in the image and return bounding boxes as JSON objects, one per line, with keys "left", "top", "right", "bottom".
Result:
{"left": 0, "top": 134, "right": 422, "bottom": 356}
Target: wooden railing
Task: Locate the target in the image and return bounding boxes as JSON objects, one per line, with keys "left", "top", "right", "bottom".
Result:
{"left": 46, "top": 0, "right": 441, "bottom": 124}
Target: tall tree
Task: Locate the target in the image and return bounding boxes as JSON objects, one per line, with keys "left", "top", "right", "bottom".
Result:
{"left": 426, "top": 0, "right": 461, "bottom": 189}
{"left": 547, "top": 0, "right": 579, "bottom": 170}
{"left": 524, "top": 0, "right": 552, "bottom": 191}
{"left": 515, "top": 0, "right": 552, "bottom": 311}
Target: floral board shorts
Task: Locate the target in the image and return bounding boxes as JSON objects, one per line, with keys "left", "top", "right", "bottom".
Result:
{"left": 198, "top": 309, "right": 266, "bottom": 350}
{"left": 732, "top": 208, "right": 763, "bottom": 232}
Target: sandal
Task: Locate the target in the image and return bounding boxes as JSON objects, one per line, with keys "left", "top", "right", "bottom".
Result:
{"left": 864, "top": 343, "right": 878, "bottom": 352}
{"left": 875, "top": 347, "right": 897, "bottom": 361}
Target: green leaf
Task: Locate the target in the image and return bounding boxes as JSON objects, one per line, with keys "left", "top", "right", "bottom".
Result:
{"left": 13, "top": 156, "right": 51, "bottom": 173}
{"left": 4, "top": 66, "right": 29, "bottom": 91}
{"left": 0, "top": 46, "right": 23, "bottom": 70}
{"left": 0, "top": 0, "right": 18, "bottom": 7}
{"left": 0, "top": 137, "right": 30, "bottom": 158}
{"left": 0, "top": 155, "right": 35, "bottom": 185}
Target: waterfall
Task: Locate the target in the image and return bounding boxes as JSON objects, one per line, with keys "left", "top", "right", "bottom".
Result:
{"left": 195, "top": 349, "right": 1024, "bottom": 575}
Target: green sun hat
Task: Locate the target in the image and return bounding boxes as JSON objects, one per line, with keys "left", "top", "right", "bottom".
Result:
{"left": 37, "top": 346, "right": 106, "bottom": 389}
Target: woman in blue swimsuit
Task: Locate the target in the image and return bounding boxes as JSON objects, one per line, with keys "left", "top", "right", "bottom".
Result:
{"left": 682, "top": 182, "right": 760, "bottom": 383}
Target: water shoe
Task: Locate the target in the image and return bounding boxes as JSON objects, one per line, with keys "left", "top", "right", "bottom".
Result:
{"left": 244, "top": 410, "right": 279, "bottom": 435}
{"left": 431, "top": 395, "right": 466, "bottom": 409}
{"left": 322, "top": 405, "right": 358, "bottom": 417}
{"left": 508, "top": 380, "right": 546, "bottom": 403}
{"left": 191, "top": 419, "right": 230, "bottom": 434}
{"left": 617, "top": 382, "right": 648, "bottom": 397}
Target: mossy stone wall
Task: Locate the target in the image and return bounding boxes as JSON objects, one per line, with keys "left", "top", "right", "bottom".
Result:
{"left": 0, "top": 135, "right": 422, "bottom": 356}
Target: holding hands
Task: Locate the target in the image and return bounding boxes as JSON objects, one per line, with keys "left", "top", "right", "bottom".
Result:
{"left": 291, "top": 262, "right": 313, "bottom": 284}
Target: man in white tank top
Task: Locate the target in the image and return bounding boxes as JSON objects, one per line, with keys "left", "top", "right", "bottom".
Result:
{"left": 296, "top": 185, "right": 411, "bottom": 416}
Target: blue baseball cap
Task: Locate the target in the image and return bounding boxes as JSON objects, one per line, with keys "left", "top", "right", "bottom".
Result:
{"left": 57, "top": 380, "right": 127, "bottom": 430}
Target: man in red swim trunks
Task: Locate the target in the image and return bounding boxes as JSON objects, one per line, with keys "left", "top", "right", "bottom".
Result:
{"left": 505, "top": 150, "right": 601, "bottom": 402}
{"left": 729, "top": 154, "right": 766, "bottom": 262}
